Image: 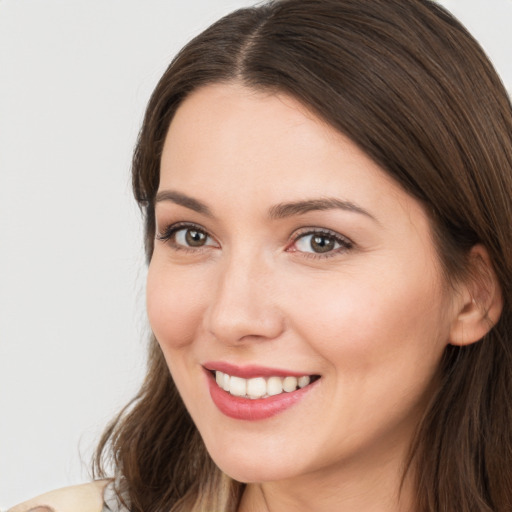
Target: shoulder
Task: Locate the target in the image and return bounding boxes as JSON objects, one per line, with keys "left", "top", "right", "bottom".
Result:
{"left": 8, "top": 480, "right": 111, "bottom": 512}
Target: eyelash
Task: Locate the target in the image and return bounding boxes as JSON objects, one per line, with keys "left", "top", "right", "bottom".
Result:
{"left": 156, "top": 222, "right": 215, "bottom": 253}
{"left": 156, "top": 222, "right": 354, "bottom": 259}
{"left": 288, "top": 228, "right": 353, "bottom": 259}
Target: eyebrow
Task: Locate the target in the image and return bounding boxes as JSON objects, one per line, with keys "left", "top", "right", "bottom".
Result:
{"left": 155, "top": 190, "right": 376, "bottom": 222}
{"left": 268, "top": 197, "right": 377, "bottom": 222}
{"left": 155, "top": 190, "right": 213, "bottom": 217}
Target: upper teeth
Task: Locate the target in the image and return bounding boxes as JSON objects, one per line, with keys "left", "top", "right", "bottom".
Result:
{"left": 215, "top": 371, "right": 311, "bottom": 399}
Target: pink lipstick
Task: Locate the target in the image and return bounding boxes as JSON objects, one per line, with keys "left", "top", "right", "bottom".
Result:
{"left": 203, "top": 363, "right": 319, "bottom": 421}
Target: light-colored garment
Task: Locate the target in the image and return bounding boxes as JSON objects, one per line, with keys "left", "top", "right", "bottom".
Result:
{"left": 102, "top": 481, "right": 130, "bottom": 512}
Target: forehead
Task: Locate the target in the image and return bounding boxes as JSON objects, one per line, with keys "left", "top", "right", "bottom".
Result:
{"left": 159, "top": 82, "right": 438, "bottom": 244}
{"left": 158, "top": 82, "right": 442, "bottom": 275}
{"left": 161, "top": 83, "right": 398, "bottom": 205}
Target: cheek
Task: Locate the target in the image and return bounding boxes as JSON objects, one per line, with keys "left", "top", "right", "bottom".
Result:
{"left": 283, "top": 274, "right": 450, "bottom": 445}
{"left": 286, "top": 269, "right": 450, "bottom": 374}
{"left": 146, "top": 258, "right": 209, "bottom": 350}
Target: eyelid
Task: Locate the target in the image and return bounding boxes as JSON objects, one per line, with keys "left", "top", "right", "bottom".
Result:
{"left": 287, "top": 227, "right": 354, "bottom": 258}
{"left": 156, "top": 221, "right": 218, "bottom": 250}
{"left": 156, "top": 221, "right": 353, "bottom": 258}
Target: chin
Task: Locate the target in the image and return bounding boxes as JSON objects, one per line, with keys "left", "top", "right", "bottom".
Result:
{"left": 216, "top": 460, "right": 294, "bottom": 484}
{"left": 205, "top": 442, "right": 303, "bottom": 484}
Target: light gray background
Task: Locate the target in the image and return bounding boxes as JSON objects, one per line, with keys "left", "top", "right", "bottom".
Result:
{"left": 1, "top": 0, "right": 511, "bottom": 507}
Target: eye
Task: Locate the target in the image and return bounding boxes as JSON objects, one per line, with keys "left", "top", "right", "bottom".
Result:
{"left": 156, "top": 223, "right": 218, "bottom": 250}
{"left": 290, "top": 229, "right": 353, "bottom": 257}
{"left": 175, "top": 227, "right": 210, "bottom": 247}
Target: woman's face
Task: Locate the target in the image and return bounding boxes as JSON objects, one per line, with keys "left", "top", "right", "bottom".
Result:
{"left": 147, "top": 83, "right": 459, "bottom": 484}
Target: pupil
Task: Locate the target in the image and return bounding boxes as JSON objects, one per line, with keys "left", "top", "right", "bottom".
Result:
{"left": 185, "top": 229, "right": 206, "bottom": 247}
{"left": 311, "top": 235, "right": 334, "bottom": 253}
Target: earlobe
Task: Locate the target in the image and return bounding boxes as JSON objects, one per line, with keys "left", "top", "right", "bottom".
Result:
{"left": 449, "top": 245, "right": 503, "bottom": 346}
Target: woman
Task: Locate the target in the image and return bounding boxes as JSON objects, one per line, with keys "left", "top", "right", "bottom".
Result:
{"left": 12, "top": 0, "right": 512, "bottom": 510}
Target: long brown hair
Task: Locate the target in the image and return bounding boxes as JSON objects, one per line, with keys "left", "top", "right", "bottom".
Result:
{"left": 94, "top": 1, "right": 512, "bottom": 510}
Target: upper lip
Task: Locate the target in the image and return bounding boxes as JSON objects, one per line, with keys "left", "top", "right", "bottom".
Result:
{"left": 203, "top": 361, "right": 315, "bottom": 379}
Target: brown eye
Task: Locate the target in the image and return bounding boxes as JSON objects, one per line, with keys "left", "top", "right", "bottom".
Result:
{"left": 173, "top": 227, "right": 215, "bottom": 248}
{"left": 295, "top": 233, "right": 339, "bottom": 254}
{"left": 184, "top": 229, "right": 208, "bottom": 247}
{"left": 156, "top": 223, "right": 218, "bottom": 250}
{"left": 292, "top": 230, "right": 352, "bottom": 257}
{"left": 310, "top": 234, "right": 336, "bottom": 253}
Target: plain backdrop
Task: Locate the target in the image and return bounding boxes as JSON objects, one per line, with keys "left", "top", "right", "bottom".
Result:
{"left": 0, "top": 0, "right": 511, "bottom": 507}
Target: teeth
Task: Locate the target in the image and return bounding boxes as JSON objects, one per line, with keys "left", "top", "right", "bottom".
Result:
{"left": 298, "top": 376, "right": 310, "bottom": 388}
{"left": 283, "top": 376, "right": 298, "bottom": 392}
{"left": 213, "top": 371, "right": 314, "bottom": 399}
{"left": 267, "top": 376, "right": 283, "bottom": 396}
{"left": 247, "top": 377, "right": 266, "bottom": 399}
{"left": 222, "top": 372, "right": 230, "bottom": 391}
{"left": 229, "top": 376, "right": 247, "bottom": 397}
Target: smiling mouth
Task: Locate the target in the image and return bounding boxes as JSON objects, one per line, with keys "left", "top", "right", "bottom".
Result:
{"left": 211, "top": 370, "right": 320, "bottom": 400}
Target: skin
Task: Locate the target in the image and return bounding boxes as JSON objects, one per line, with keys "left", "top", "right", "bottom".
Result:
{"left": 147, "top": 83, "right": 466, "bottom": 512}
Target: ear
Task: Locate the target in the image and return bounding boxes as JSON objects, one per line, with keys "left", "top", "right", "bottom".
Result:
{"left": 449, "top": 245, "right": 503, "bottom": 346}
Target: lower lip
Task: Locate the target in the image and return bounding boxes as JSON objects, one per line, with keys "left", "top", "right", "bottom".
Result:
{"left": 206, "top": 371, "right": 318, "bottom": 421}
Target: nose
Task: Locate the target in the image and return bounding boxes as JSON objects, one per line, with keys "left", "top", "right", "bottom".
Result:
{"left": 203, "top": 251, "right": 285, "bottom": 345}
